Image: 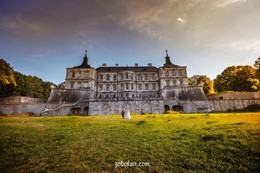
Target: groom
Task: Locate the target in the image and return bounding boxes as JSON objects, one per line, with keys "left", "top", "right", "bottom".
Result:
{"left": 121, "top": 110, "right": 125, "bottom": 119}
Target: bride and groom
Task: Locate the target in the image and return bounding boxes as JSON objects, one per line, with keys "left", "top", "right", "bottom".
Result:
{"left": 121, "top": 109, "right": 131, "bottom": 119}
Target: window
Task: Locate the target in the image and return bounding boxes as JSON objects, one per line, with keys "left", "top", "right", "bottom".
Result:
{"left": 138, "top": 84, "right": 142, "bottom": 90}
{"left": 166, "top": 80, "right": 170, "bottom": 86}
{"left": 100, "top": 75, "right": 103, "bottom": 81}
{"left": 151, "top": 73, "right": 156, "bottom": 80}
{"left": 172, "top": 70, "right": 176, "bottom": 76}
{"left": 106, "top": 74, "right": 110, "bottom": 81}
{"left": 152, "top": 83, "right": 156, "bottom": 90}
{"left": 71, "top": 72, "right": 75, "bottom": 78}
{"left": 121, "top": 83, "right": 124, "bottom": 89}
{"left": 180, "top": 80, "right": 183, "bottom": 85}
{"left": 126, "top": 83, "right": 129, "bottom": 89}
{"left": 71, "top": 82, "right": 74, "bottom": 88}
{"left": 145, "top": 83, "right": 149, "bottom": 90}
{"left": 125, "top": 73, "right": 129, "bottom": 79}
{"left": 144, "top": 73, "right": 149, "bottom": 80}
{"left": 99, "top": 84, "right": 103, "bottom": 91}
{"left": 113, "top": 74, "right": 117, "bottom": 81}
{"left": 120, "top": 74, "right": 123, "bottom": 79}
{"left": 113, "top": 84, "right": 117, "bottom": 91}
{"left": 173, "top": 80, "right": 176, "bottom": 86}
{"left": 165, "top": 71, "right": 169, "bottom": 76}
{"left": 106, "top": 84, "right": 110, "bottom": 91}
{"left": 131, "top": 83, "right": 134, "bottom": 90}
{"left": 137, "top": 74, "right": 142, "bottom": 80}
{"left": 178, "top": 69, "right": 183, "bottom": 76}
{"left": 132, "top": 94, "right": 135, "bottom": 98}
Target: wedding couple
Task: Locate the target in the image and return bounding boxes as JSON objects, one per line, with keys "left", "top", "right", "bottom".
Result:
{"left": 121, "top": 109, "right": 131, "bottom": 119}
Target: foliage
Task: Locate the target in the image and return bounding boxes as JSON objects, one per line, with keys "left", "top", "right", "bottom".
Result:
{"left": 0, "top": 59, "right": 53, "bottom": 99}
{"left": 58, "top": 82, "right": 65, "bottom": 89}
{"left": 254, "top": 57, "right": 260, "bottom": 79}
{"left": 0, "top": 59, "right": 17, "bottom": 97}
{"left": 0, "top": 113, "right": 259, "bottom": 172}
{"left": 189, "top": 75, "right": 215, "bottom": 95}
{"left": 11, "top": 72, "right": 53, "bottom": 99}
{"left": 214, "top": 65, "right": 259, "bottom": 92}
{"left": 0, "top": 59, "right": 16, "bottom": 86}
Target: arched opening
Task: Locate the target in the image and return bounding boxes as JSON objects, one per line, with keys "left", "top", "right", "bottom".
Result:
{"left": 164, "top": 105, "right": 170, "bottom": 113}
{"left": 70, "top": 107, "right": 81, "bottom": 114}
{"left": 172, "top": 105, "right": 184, "bottom": 112}
{"left": 83, "top": 107, "right": 89, "bottom": 116}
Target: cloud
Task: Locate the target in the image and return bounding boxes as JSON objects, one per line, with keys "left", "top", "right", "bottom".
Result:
{"left": 0, "top": 14, "right": 45, "bottom": 33}
{"left": 230, "top": 39, "right": 260, "bottom": 53}
{"left": 177, "top": 18, "right": 184, "bottom": 23}
{"left": 216, "top": 0, "right": 247, "bottom": 8}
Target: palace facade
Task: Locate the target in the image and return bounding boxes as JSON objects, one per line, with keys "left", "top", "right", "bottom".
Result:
{"left": 42, "top": 51, "right": 210, "bottom": 115}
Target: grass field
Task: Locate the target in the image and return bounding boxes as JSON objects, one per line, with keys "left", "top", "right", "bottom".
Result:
{"left": 0, "top": 113, "right": 259, "bottom": 172}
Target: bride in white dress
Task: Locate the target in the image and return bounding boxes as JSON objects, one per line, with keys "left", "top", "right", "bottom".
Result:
{"left": 125, "top": 110, "right": 131, "bottom": 119}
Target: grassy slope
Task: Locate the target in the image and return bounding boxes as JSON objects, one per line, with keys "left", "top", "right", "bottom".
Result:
{"left": 0, "top": 113, "right": 259, "bottom": 172}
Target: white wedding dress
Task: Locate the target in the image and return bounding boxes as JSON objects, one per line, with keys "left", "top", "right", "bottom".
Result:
{"left": 125, "top": 110, "right": 131, "bottom": 119}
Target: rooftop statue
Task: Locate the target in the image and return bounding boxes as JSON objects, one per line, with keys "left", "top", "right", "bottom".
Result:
{"left": 74, "top": 50, "right": 91, "bottom": 68}
{"left": 163, "top": 50, "right": 179, "bottom": 68}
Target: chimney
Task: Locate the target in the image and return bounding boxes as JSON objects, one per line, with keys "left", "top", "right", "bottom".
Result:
{"left": 115, "top": 64, "right": 119, "bottom": 67}
{"left": 148, "top": 63, "right": 152, "bottom": 67}
{"left": 135, "top": 63, "right": 138, "bottom": 67}
{"left": 102, "top": 63, "right": 107, "bottom": 67}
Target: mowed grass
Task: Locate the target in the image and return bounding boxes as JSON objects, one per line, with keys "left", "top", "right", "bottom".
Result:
{"left": 0, "top": 113, "right": 259, "bottom": 173}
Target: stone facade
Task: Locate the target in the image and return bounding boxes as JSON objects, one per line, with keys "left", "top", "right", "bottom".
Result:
{"left": 1, "top": 51, "right": 259, "bottom": 116}
{"left": 41, "top": 50, "right": 210, "bottom": 115}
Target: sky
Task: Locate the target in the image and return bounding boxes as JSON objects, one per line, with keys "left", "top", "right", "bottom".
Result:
{"left": 0, "top": 0, "right": 260, "bottom": 84}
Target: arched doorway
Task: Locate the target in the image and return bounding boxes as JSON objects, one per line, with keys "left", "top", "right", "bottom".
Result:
{"left": 164, "top": 105, "right": 170, "bottom": 113}
{"left": 83, "top": 107, "right": 89, "bottom": 116}
{"left": 70, "top": 107, "right": 81, "bottom": 114}
{"left": 172, "top": 105, "right": 183, "bottom": 112}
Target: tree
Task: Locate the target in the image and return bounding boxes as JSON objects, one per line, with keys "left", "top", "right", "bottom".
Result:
{"left": 0, "top": 59, "right": 53, "bottom": 99}
{"left": 58, "top": 82, "right": 65, "bottom": 89}
{"left": 254, "top": 57, "right": 260, "bottom": 79}
{"left": 214, "top": 65, "right": 259, "bottom": 92}
{"left": 189, "top": 75, "right": 215, "bottom": 95}
{"left": 0, "top": 59, "right": 17, "bottom": 97}
{"left": 0, "top": 59, "right": 16, "bottom": 86}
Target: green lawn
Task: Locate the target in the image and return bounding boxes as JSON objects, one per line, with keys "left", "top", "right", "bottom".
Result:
{"left": 0, "top": 113, "right": 259, "bottom": 172}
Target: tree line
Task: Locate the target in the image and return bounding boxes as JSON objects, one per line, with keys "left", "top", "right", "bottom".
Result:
{"left": 0, "top": 59, "right": 53, "bottom": 99}
{"left": 189, "top": 57, "right": 260, "bottom": 95}
{"left": 0, "top": 57, "right": 260, "bottom": 99}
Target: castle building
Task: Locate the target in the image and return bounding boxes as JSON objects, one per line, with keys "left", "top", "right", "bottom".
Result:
{"left": 43, "top": 50, "right": 210, "bottom": 115}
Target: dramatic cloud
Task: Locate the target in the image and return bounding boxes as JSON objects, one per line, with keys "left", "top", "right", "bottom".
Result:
{"left": 1, "top": 15, "right": 45, "bottom": 33}
{"left": 0, "top": 0, "right": 259, "bottom": 83}
{"left": 216, "top": 0, "right": 247, "bottom": 8}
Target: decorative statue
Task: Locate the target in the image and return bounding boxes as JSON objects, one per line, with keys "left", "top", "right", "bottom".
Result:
{"left": 165, "top": 50, "right": 172, "bottom": 65}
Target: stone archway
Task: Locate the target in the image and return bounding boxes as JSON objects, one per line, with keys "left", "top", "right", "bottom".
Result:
{"left": 70, "top": 107, "right": 81, "bottom": 114}
{"left": 172, "top": 105, "right": 183, "bottom": 112}
{"left": 83, "top": 107, "right": 89, "bottom": 116}
{"left": 164, "top": 105, "right": 170, "bottom": 113}
{"left": 101, "top": 104, "right": 111, "bottom": 115}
